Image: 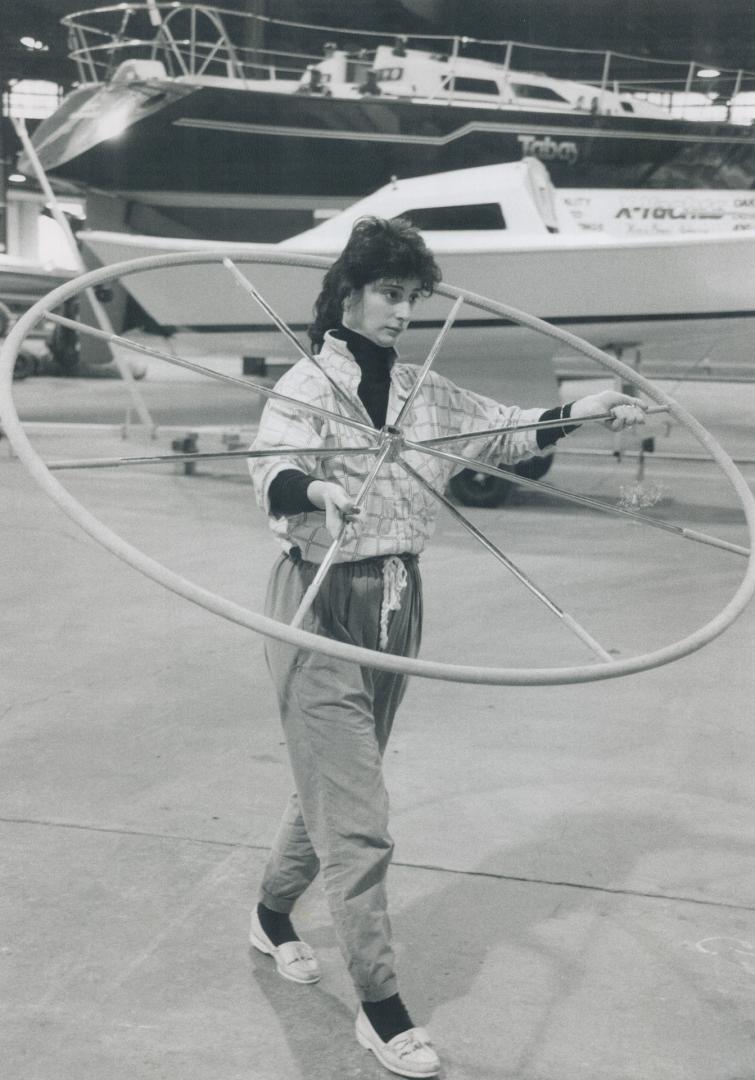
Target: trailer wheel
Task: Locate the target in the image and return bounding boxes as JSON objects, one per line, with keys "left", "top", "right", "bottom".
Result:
{"left": 448, "top": 467, "right": 513, "bottom": 507}
{"left": 449, "top": 453, "right": 554, "bottom": 507}
{"left": 12, "top": 351, "right": 38, "bottom": 381}
{"left": 514, "top": 454, "right": 553, "bottom": 482}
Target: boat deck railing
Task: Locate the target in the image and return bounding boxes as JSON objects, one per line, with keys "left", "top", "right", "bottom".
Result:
{"left": 62, "top": 3, "right": 755, "bottom": 121}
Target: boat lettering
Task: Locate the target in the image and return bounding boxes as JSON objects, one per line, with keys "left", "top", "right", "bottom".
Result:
{"left": 517, "top": 135, "right": 578, "bottom": 164}
{"left": 616, "top": 206, "right": 724, "bottom": 220}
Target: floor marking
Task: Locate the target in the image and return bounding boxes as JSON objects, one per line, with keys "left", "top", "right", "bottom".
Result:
{"left": 690, "top": 937, "right": 755, "bottom": 974}
{"left": 4, "top": 815, "right": 755, "bottom": 914}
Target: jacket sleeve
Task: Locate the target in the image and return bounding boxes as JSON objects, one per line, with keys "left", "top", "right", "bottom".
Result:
{"left": 424, "top": 373, "right": 556, "bottom": 466}
{"left": 247, "top": 362, "right": 328, "bottom": 514}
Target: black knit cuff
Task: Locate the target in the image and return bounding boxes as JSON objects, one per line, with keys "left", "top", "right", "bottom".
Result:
{"left": 536, "top": 402, "right": 580, "bottom": 449}
{"left": 268, "top": 469, "right": 318, "bottom": 516}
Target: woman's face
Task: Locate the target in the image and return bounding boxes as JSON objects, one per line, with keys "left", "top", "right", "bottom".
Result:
{"left": 342, "top": 277, "right": 423, "bottom": 347}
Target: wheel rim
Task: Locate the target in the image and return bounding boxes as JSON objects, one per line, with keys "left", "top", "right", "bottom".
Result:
{"left": 1, "top": 248, "right": 753, "bottom": 686}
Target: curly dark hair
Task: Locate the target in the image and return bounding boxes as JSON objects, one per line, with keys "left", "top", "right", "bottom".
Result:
{"left": 308, "top": 216, "right": 442, "bottom": 350}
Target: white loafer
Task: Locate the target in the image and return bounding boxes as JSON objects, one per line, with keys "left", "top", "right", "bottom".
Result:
{"left": 356, "top": 1007, "right": 440, "bottom": 1078}
{"left": 249, "top": 908, "right": 321, "bottom": 985}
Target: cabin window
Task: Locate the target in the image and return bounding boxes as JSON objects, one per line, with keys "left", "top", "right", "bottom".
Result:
{"left": 620, "top": 100, "right": 635, "bottom": 112}
{"left": 345, "top": 60, "right": 371, "bottom": 82}
{"left": 396, "top": 203, "right": 506, "bottom": 230}
{"left": 375, "top": 67, "right": 404, "bottom": 81}
{"left": 510, "top": 82, "right": 570, "bottom": 103}
{"left": 443, "top": 76, "right": 500, "bottom": 96}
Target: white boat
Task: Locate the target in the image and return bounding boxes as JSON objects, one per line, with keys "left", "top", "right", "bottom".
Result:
{"left": 78, "top": 158, "right": 755, "bottom": 368}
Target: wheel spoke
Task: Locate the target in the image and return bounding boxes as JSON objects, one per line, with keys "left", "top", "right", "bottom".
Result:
{"left": 45, "top": 312, "right": 378, "bottom": 439}
{"left": 221, "top": 257, "right": 365, "bottom": 424}
{"left": 289, "top": 440, "right": 394, "bottom": 631}
{"left": 400, "top": 458, "right": 613, "bottom": 662}
{"left": 394, "top": 295, "right": 464, "bottom": 426}
{"left": 403, "top": 438, "right": 750, "bottom": 557}
{"left": 417, "top": 405, "right": 670, "bottom": 449}
{"left": 46, "top": 445, "right": 381, "bottom": 471}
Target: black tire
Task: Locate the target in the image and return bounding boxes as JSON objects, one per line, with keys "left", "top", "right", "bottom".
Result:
{"left": 514, "top": 454, "right": 553, "bottom": 482}
{"left": 13, "top": 351, "right": 38, "bottom": 381}
{"left": 448, "top": 467, "right": 514, "bottom": 507}
{"left": 448, "top": 454, "right": 555, "bottom": 508}
{"left": 49, "top": 297, "right": 81, "bottom": 374}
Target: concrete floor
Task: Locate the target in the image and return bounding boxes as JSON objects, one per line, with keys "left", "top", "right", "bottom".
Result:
{"left": 2, "top": 367, "right": 755, "bottom": 1080}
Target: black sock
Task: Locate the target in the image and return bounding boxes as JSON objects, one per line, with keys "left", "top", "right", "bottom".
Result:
{"left": 257, "top": 902, "right": 300, "bottom": 946}
{"left": 362, "top": 994, "right": 414, "bottom": 1042}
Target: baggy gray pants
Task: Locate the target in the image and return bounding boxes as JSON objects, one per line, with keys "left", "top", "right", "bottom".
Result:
{"left": 260, "top": 551, "right": 422, "bottom": 1002}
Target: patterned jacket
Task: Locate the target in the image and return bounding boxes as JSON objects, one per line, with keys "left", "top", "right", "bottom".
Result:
{"left": 249, "top": 332, "right": 548, "bottom": 563}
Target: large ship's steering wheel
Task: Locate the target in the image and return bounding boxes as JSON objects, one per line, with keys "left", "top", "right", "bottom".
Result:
{"left": 1, "top": 250, "right": 753, "bottom": 686}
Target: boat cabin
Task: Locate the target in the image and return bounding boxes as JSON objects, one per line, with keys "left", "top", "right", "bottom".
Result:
{"left": 299, "top": 44, "right": 669, "bottom": 118}
{"left": 280, "top": 157, "right": 586, "bottom": 253}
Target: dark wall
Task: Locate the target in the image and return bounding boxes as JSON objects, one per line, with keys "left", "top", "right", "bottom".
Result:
{"left": 2, "top": 0, "right": 755, "bottom": 81}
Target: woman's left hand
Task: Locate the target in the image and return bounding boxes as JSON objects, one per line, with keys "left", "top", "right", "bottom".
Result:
{"left": 570, "top": 390, "right": 648, "bottom": 431}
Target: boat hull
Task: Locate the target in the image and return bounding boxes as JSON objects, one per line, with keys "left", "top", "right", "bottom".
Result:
{"left": 25, "top": 82, "right": 755, "bottom": 205}
{"left": 78, "top": 231, "right": 755, "bottom": 366}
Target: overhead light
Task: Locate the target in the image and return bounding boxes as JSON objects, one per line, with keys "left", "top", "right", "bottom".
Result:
{"left": 5, "top": 79, "right": 62, "bottom": 121}
{"left": 20, "top": 36, "right": 49, "bottom": 52}
{"left": 8, "top": 173, "right": 27, "bottom": 183}
{"left": 697, "top": 68, "right": 721, "bottom": 78}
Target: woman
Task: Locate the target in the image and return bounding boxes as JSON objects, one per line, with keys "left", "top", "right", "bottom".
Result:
{"left": 248, "top": 217, "right": 645, "bottom": 1078}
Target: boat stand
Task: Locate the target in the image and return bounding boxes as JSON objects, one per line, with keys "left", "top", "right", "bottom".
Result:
{"left": 7, "top": 119, "right": 261, "bottom": 466}
{"left": 551, "top": 341, "right": 755, "bottom": 478}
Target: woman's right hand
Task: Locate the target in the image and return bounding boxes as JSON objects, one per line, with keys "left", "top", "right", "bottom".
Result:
{"left": 306, "top": 480, "right": 362, "bottom": 539}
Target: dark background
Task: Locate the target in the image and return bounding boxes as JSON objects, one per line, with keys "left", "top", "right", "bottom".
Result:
{"left": 3, "top": 0, "right": 755, "bottom": 86}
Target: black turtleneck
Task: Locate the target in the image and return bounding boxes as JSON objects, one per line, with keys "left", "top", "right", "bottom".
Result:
{"left": 334, "top": 325, "right": 395, "bottom": 428}
{"left": 267, "top": 326, "right": 576, "bottom": 516}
